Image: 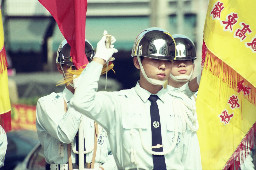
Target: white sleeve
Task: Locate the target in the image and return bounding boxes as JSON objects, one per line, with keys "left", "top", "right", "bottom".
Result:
{"left": 182, "top": 131, "right": 202, "bottom": 170}
{"left": 0, "top": 126, "right": 7, "bottom": 168}
{"left": 70, "top": 61, "right": 117, "bottom": 132}
{"left": 36, "top": 97, "right": 82, "bottom": 143}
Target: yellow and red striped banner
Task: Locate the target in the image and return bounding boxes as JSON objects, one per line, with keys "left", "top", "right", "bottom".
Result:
{"left": 11, "top": 104, "right": 36, "bottom": 131}
{"left": 0, "top": 9, "right": 11, "bottom": 132}
{"left": 197, "top": 0, "right": 256, "bottom": 169}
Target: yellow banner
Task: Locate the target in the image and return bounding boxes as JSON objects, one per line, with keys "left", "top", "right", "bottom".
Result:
{"left": 197, "top": 50, "right": 256, "bottom": 169}
{"left": 0, "top": 69, "right": 11, "bottom": 115}
{"left": 197, "top": 1, "right": 256, "bottom": 168}
{"left": 0, "top": 9, "right": 11, "bottom": 115}
{"left": 0, "top": 9, "right": 12, "bottom": 131}
{"left": 204, "top": 0, "right": 256, "bottom": 87}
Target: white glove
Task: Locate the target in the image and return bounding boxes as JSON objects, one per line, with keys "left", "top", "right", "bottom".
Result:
{"left": 94, "top": 30, "right": 118, "bottom": 62}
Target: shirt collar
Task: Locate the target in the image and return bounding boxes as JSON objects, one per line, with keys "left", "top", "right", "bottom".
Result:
{"left": 63, "top": 87, "right": 73, "bottom": 103}
{"left": 134, "top": 82, "right": 168, "bottom": 103}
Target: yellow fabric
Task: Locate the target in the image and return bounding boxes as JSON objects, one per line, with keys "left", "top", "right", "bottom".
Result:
{"left": 204, "top": 0, "right": 256, "bottom": 87}
{"left": 0, "top": 69, "right": 11, "bottom": 115}
{"left": 198, "top": 1, "right": 256, "bottom": 168}
{"left": 56, "top": 63, "right": 115, "bottom": 86}
{"left": 197, "top": 51, "right": 256, "bottom": 169}
{"left": 0, "top": 10, "right": 11, "bottom": 115}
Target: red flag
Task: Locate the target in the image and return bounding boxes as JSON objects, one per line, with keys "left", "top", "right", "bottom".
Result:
{"left": 38, "top": 0, "right": 88, "bottom": 69}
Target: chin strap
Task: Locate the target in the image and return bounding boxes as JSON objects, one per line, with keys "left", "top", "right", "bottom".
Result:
{"left": 137, "top": 56, "right": 167, "bottom": 86}
{"left": 169, "top": 68, "right": 194, "bottom": 83}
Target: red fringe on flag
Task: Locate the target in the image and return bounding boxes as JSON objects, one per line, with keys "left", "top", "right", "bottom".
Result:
{"left": 0, "top": 46, "right": 12, "bottom": 132}
{"left": 202, "top": 40, "right": 256, "bottom": 106}
{"left": 224, "top": 123, "right": 256, "bottom": 170}
{"left": 201, "top": 40, "right": 207, "bottom": 67}
{"left": 0, "top": 110, "right": 11, "bottom": 132}
{"left": 202, "top": 40, "right": 256, "bottom": 169}
{"left": 0, "top": 47, "right": 8, "bottom": 74}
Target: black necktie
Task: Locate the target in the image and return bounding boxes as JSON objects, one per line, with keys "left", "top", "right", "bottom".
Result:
{"left": 148, "top": 95, "right": 167, "bottom": 170}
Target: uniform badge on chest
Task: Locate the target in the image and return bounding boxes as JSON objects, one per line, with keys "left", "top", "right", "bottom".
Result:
{"left": 97, "top": 134, "right": 104, "bottom": 145}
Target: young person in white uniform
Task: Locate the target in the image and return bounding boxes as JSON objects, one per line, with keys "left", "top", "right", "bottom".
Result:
{"left": 69, "top": 28, "right": 202, "bottom": 169}
{"left": 36, "top": 39, "right": 117, "bottom": 170}
{"left": 167, "top": 34, "right": 202, "bottom": 169}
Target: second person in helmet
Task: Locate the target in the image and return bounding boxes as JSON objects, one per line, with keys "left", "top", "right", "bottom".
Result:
{"left": 36, "top": 39, "right": 117, "bottom": 170}
{"left": 168, "top": 34, "right": 199, "bottom": 97}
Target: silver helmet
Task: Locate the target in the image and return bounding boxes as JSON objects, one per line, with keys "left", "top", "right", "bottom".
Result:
{"left": 56, "top": 39, "right": 95, "bottom": 68}
{"left": 131, "top": 27, "right": 176, "bottom": 60}
{"left": 172, "top": 34, "right": 196, "bottom": 61}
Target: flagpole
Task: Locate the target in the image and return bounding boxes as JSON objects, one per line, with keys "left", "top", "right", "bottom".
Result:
{"left": 195, "top": 0, "right": 208, "bottom": 77}
{"left": 150, "top": 0, "right": 168, "bottom": 30}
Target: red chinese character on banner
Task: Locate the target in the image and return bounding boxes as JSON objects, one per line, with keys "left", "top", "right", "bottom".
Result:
{"left": 222, "top": 13, "right": 238, "bottom": 31}
{"left": 219, "top": 110, "right": 234, "bottom": 124}
{"left": 247, "top": 38, "right": 256, "bottom": 52}
{"left": 237, "top": 80, "right": 251, "bottom": 95}
{"left": 228, "top": 95, "right": 240, "bottom": 109}
{"left": 243, "top": 86, "right": 251, "bottom": 95}
{"left": 237, "top": 80, "right": 245, "bottom": 93}
{"left": 211, "top": 2, "right": 224, "bottom": 18}
{"left": 235, "top": 23, "right": 252, "bottom": 40}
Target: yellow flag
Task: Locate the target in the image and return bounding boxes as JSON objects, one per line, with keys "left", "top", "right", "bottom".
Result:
{"left": 0, "top": 9, "right": 12, "bottom": 131}
{"left": 197, "top": 0, "right": 256, "bottom": 169}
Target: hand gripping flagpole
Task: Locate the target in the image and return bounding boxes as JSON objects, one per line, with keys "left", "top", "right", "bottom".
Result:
{"left": 104, "top": 33, "right": 115, "bottom": 90}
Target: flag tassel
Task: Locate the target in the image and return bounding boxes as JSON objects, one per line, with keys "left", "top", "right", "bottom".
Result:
{"left": 0, "top": 47, "right": 7, "bottom": 74}
{"left": 203, "top": 41, "right": 256, "bottom": 106}
{"left": 224, "top": 123, "right": 256, "bottom": 170}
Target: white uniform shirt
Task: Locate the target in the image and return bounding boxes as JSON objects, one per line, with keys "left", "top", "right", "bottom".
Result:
{"left": 36, "top": 87, "right": 117, "bottom": 169}
{"left": 0, "top": 125, "right": 7, "bottom": 168}
{"left": 70, "top": 61, "right": 202, "bottom": 169}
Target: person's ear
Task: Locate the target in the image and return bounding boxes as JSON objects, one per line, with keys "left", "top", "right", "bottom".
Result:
{"left": 133, "top": 57, "right": 140, "bottom": 70}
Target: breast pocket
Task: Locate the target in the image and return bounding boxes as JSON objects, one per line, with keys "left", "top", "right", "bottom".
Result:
{"left": 121, "top": 112, "right": 149, "bottom": 151}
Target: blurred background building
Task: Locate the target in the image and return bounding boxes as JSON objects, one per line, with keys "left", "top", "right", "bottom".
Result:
{"left": 2, "top": 0, "right": 208, "bottom": 90}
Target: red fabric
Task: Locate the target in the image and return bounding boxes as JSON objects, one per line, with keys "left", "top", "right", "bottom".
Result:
{"left": 0, "top": 46, "right": 12, "bottom": 132}
{"left": 38, "top": 0, "right": 88, "bottom": 69}
{"left": 224, "top": 123, "right": 256, "bottom": 170}
{"left": 0, "top": 111, "right": 11, "bottom": 132}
